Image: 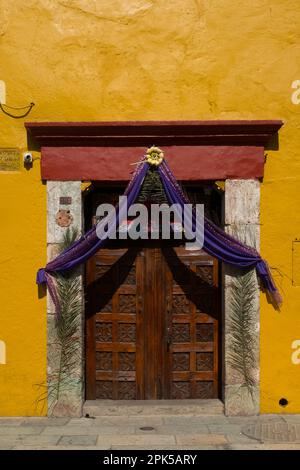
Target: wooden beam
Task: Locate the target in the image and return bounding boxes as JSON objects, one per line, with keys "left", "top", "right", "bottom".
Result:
{"left": 24, "top": 120, "right": 283, "bottom": 181}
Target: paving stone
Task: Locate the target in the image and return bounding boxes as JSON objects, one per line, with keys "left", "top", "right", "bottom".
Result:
{"left": 20, "top": 435, "right": 61, "bottom": 445}
{"left": 60, "top": 445, "right": 110, "bottom": 450}
{"left": 283, "top": 416, "right": 300, "bottom": 424}
{"left": 0, "top": 437, "right": 22, "bottom": 448}
{"left": 176, "top": 434, "right": 228, "bottom": 446}
{"left": 257, "top": 443, "right": 300, "bottom": 450}
{"left": 67, "top": 416, "right": 165, "bottom": 426}
{"left": 163, "top": 415, "right": 228, "bottom": 425}
{"left": 67, "top": 418, "right": 94, "bottom": 426}
{"left": 59, "top": 445, "right": 110, "bottom": 450}
{"left": 0, "top": 418, "right": 25, "bottom": 426}
{"left": 134, "top": 424, "right": 210, "bottom": 435}
{"left": 41, "top": 425, "right": 136, "bottom": 435}
{"left": 110, "top": 445, "right": 221, "bottom": 450}
{"left": 226, "top": 433, "right": 257, "bottom": 444}
{"left": 22, "top": 417, "right": 70, "bottom": 426}
{"left": 208, "top": 424, "right": 243, "bottom": 434}
{"left": 228, "top": 443, "right": 300, "bottom": 450}
{"left": 12, "top": 445, "right": 110, "bottom": 450}
{"left": 59, "top": 435, "right": 98, "bottom": 446}
{"left": 225, "top": 416, "right": 258, "bottom": 424}
{"left": 11, "top": 445, "right": 52, "bottom": 450}
{"left": 0, "top": 426, "right": 43, "bottom": 435}
{"left": 96, "top": 434, "right": 176, "bottom": 447}
{"left": 94, "top": 416, "right": 164, "bottom": 426}
{"left": 255, "top": 415, "right": 286, "bottom": 422}
{"left": 5, "top": 413, "right": 300, "bottom": 450}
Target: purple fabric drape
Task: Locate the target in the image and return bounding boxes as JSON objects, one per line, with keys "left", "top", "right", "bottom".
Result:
{"left": 37, "top": 161, "right": 149, "bottom": 311}
{"left": 158, "top": 161, "right": 281, "bottom": 305}
{"left": 37, "top": 157, "right": 282, "bottom": 309}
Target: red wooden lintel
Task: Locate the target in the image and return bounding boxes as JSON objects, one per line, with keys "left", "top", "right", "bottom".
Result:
{"left": 24, "top": 120, "right": 283, "bottom": 181}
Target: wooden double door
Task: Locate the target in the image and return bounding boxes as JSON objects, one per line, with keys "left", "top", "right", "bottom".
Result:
{"left": 86, "top": 242, "right": 220, "bottom": 400}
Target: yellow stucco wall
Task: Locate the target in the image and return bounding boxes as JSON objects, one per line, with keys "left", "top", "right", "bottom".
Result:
{"left": 0, "top": 0, "right": 300, "bottom": 415}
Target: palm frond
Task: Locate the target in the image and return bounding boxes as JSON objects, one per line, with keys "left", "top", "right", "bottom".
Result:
{"left": 227, "top": 269, "right": 258, "bottom": 393}
{"left": 48, "top": 252, "right": 82, "bottom": 408}
{"left": 35, "top": 227, "right": 82, "bottom": 413}
{"left": 59, "top": 227, "right": 79, "bottom": 253}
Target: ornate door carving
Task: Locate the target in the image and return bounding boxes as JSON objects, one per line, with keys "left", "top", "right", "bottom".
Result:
{"left": 86, "top": 247, "right": 144, "bottom": 399}
{"left": 163, "top": 246, "right": 220, "bottom": 399}
{"left": 86, "top": 244, "right": 220, "bottom": 400}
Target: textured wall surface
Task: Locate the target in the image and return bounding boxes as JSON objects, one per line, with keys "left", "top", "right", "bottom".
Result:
{"left": 47, "top": 181, "right": 83, "bottom": 417}
{"left": 0, "top": 0, "right": 300, "bottom": 414}
{"left": 224, "top": 179, "right": 260, "bottom": 416}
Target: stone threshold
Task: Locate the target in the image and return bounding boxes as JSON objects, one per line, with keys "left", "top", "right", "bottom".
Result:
{"left": 83, "top": 399, "right": 224, "bottom": 417}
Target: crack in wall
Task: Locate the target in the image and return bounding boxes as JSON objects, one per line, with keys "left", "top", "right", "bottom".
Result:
{"left": 58, "top": 0, "right": 154, "bottom": 25}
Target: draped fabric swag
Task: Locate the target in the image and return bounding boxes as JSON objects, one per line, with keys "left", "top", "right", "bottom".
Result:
{"left": 37, "top": 154, "right": 282, "bottom": 310}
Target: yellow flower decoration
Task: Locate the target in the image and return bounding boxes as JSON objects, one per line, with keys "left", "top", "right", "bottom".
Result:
{"left": 146, "top": 146, "right": 164, "bottom": 166}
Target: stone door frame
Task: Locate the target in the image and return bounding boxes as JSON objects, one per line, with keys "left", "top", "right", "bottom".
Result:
{"left": 26, "top": 120, "right": 282, "bottom": 416}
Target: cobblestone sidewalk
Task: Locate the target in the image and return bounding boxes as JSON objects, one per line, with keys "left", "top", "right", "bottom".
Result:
{"left": 1, "top": 413, "right": 300, "bottom": 450}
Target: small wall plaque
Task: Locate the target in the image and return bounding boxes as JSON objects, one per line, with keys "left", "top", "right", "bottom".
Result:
{"left": 0, "top": 148, "right": 20, "bottom": 171}
{"left": 56, "top": 209, "right": 73, "bottom": 227}
{"left": 59, "top": 196, "right": 72, "bottom": 205}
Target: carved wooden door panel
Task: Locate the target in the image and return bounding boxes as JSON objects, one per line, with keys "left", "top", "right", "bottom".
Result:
{"left": 86, "top": 246, "right": 145, "bottom": 400}
{"left": 86, "top": 244, "right": 220, "bottom": 400}
{"left": 86, "top": 245, "right": 167, "bottom": 400}
{"left": 162, "top": 246, "right": 220, "bottom": 399}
